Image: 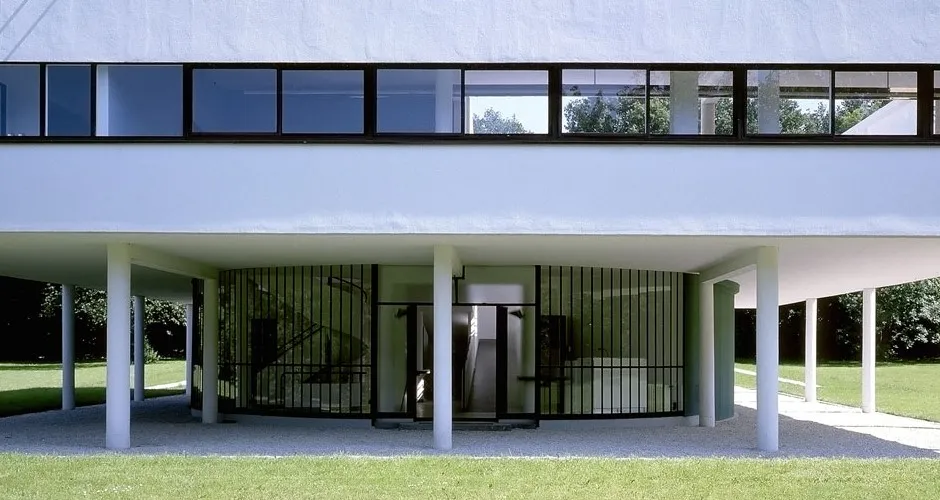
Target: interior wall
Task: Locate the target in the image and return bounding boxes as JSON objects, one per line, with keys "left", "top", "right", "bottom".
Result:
{"left": 105, "top": 66, "right": 183, "bottom": 136}
{"left": 0, "top": 66, "right": 40, "bottom": 135}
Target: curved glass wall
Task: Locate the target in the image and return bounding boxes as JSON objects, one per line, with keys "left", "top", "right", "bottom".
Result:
{"left": 540, "top": 267, "right": 684, "bottom": 417}
{"left": 218, "top": 265, "right": 373, "bottom": 416}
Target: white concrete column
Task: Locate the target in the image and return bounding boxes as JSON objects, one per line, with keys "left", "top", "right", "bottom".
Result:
{"left": 95, "top": 65, "right": 110, "bottom": 136}
{"left": 433, "top": 246, "right": 455, "bottom": 450}
{"left": 698, "top": 281, "right": 716, "bottom": 427}
{"left": 202, "top": 278, "right": 220, "bottom": 423}
{"left": 185, "top": 303, "right": 193, "bottom": 397}
{"left": 61, "top": 284, "right": 75, "bottom": 411}
{"left": 700, "top": 99, "right": 717, "bottom": 135}
{"left": 862, "top": 288, "right": 876, "bottom": 413}
{"left": 106, "top": 244, "right": 132, "bottom": 449}
{"left": 756, "top": 246, "right": 780, "bottom": 452}
{"left": 133, "top": 295, "right": 145, "bottom": 402}
{"left": 756, "top": 70, "right": 781, "bottom": 134}
{"left": 804, "top": 298, "right": 818, "bottom": 403}
{"left": 669, "top": 71, "right": 700, "bottom": 134}
{"left": 435, "top": 71, "right": 458, "bottom": 133}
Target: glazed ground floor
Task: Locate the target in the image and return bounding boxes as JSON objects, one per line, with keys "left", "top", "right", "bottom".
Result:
{"left": 187, "top": 264, "right": 725, "bottom": 427}
{"left": 5, "top": 235, "right": 940, "bottom": 452}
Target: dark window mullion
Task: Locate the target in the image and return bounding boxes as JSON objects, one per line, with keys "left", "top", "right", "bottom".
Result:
{"left": 183, "top": 65, "right": 194, "bottom": 138}
{"left": 39, "top": 63, "right": 47, "bottom": 136}
{"left": 276, "top": 68, "right": 283, "bottom": 135}
{"left": 732, "top": 68, "right": 747, "bottom": 139}
{"left": 460, "top": 69, "right": 467, "bottom": 134}
{"left": 90, "top": 64, "right": 98, "bottom": 137}
{"left": 363, "top": 67, "right": 377, "bottom": 137}
{"left": 917, "top": 68, "right": 934, "bottom": 138}
{"left": 548, "top": 66, "right": 561, "bottom": 138}
{"left": 829, "top": 70, "right": 837, "bottom": 135}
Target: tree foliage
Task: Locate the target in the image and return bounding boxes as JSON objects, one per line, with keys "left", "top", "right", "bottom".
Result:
{"left": 0, "top": 276, "right": 187, "bottom": 362}
{"left": 472, "top": 108, "right": 530, "bottom": 134}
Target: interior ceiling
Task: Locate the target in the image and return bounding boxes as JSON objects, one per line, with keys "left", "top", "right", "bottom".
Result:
{"left": 1, "top": 232, "right": 939, "bottom": 307}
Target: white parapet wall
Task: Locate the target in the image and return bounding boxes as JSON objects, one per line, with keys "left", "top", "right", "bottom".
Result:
{"left": 1, "top": 1, "right": 937, "bottom": 63}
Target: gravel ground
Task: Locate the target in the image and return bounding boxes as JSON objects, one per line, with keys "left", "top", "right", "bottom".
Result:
{"left": 1, "top": 392, "right": 938, "bottom": 458}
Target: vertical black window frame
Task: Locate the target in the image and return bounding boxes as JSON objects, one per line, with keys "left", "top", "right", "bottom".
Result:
{"left": 915, "top": 68, "right": 933, "bottom": 138}
{"left": 560, "top": 68, "right": 647, "bottom": 135}
{"left": 45, "top": 64, "right": 93, "bottom": 137}
{"left": 281, "top": 68, "right": 366, "bottom": 135}
{"left": 191, "top": 66, "right": 278, "bottom": 135}
{"left": 547, "top": 67, "right": 561, "bottom": 138}
{"left": 933, "top": 70, "right": 940, "bottom": 136}
{"left": 0, "top": 63, "right": 41, "bottom": 137}
{"left": 464, "top": 69, "right": 549, "bottom": 135}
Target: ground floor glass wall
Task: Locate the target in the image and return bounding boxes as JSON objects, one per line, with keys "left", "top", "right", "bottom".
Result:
{"left": 217, "top": 266, "right": 373, "bottom": 416}
{"left": 540, "top": 267, "right": 684, "bottom": 417}
{"left": 203, "top": 264, "right": 686, "bottom": 420}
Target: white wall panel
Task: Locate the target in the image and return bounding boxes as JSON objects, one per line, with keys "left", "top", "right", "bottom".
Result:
{"left": 2, "top": 1, "right": 939, "bottom": 63}
{"left": 2, "top": 143, "right": 940, "bottom": 236}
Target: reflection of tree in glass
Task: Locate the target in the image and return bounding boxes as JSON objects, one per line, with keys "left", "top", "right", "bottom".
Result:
{"left": 564, "top": 86, "right": 883, "bottom": 135}
{"left": 472, "top": 108, "right": 529, "bottom": 134}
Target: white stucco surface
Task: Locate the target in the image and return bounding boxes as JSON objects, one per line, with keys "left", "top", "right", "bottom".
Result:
{"left": 2, "top": 0, "right": 939, "bottom": 63}
{"left": 2, "top": 143, "right": 940, "bottom": 236}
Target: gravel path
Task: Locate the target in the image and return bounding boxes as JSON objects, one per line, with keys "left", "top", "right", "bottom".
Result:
{"left": 1, "top": 392, "right": 937, "bottom": 458}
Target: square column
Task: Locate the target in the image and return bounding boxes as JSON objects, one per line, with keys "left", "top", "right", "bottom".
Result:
{"left": 185, "top": 304, "right": 194, "bottom": 397}
{"left": 756, "top": 70, "right": 781, "bottom": 134}
{"left": 862, "top": 288, "right": 876, "bottom": 413}
{"left": 202, "top": 278, "right": 220, "bottom": 423}
{"left": 698, "top": 281, "right": 715, "bottom": 427}
{"left": 433, "top": 246, "right": 456, "bottom": 450}
{"left": 804, "top": 298, "right": 818, "bottom": 403}
{"left": 61, "top": 284, "right": 75, "bottom": 411}
{"left": 670, "top": 71, "right": 700, "bottom": 134}
{"left": 435, "top": 71, "right": 459, "bottom": 133}
{"left": 756, "top": 246, "right": 779, "bottom": 452}
{"left": 106, "top": 244, "right": 132, "bottom": 449}
{"left": 133, "top": 295, "right": 145, "bottom": 402}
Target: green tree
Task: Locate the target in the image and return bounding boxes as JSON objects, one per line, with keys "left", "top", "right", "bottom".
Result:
{"left": 472, "top": 108, "right": 529, "bottom": 134}
{"left": 839, "top": 281, "right": 940, "bottom": 359}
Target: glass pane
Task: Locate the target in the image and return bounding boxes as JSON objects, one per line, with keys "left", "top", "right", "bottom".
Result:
{"left": 377, "top": 69, "right": 460, "bottom": 133}
{"left": 219, "top": 265, "right": 372, "bottom": 415}
{"left": 465, "top": 70, "right": 548, "bottom": 134}
{"left": 0, "top": 65, "right": 40, "bottom": 137}
{"left": 539, "top": 267, "right": 683, "bottom": 416}
{"left": 282, "top": 70, "right": 364, "bottom": 134}
{"left": 47, "top": 65, "right": 92, "bottom": 137}
{"left": 193, "top": 68, "right": 276, "bottom": 133}
{"left": 649, "top": 71, "right": 733, "bottom": 135}
{"left": 835, "top": 71, "right": 916, "bottom": 135}
{"left": 562, "top": 69, "right": 646, "bottom": 134}
{"left": 101, "top": 65, "right": 183, "bottom": 137}
{"left": 747, "top": 69, "right": 831, "bottom": 134}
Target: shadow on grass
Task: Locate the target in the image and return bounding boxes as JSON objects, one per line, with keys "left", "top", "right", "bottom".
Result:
{"left": 0, "top": 387, "right": 183, "bottom": 418}
{"left": 737, "top": 358, "right": 940, "bottom": 368}
{"left": 0, "top": 362, "right": 108, "bottom": 372}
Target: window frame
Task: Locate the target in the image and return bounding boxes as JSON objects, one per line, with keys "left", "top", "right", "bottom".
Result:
{"left": 0, "top": 62, "right": 936, "bottom": 144}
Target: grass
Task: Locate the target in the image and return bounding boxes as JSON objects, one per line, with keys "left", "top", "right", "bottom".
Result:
{"left": 0, "top": 456, "right": 938, "bottom": 499}
{"left": 0, "top": 360, "right": 186, "bottom": 417}
{"left": 735, "top": 360, "right": 940, "bottom": 422}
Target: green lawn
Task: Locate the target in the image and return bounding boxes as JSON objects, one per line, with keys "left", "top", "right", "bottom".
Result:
{"left": 0, "top": 360, "right": 186, "bottom": 417}
{"left": 735, "top": 360, "right": 940, "bottom": 422}
{"left": 0, "top": 456, "right": 938, "bottom": 499}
